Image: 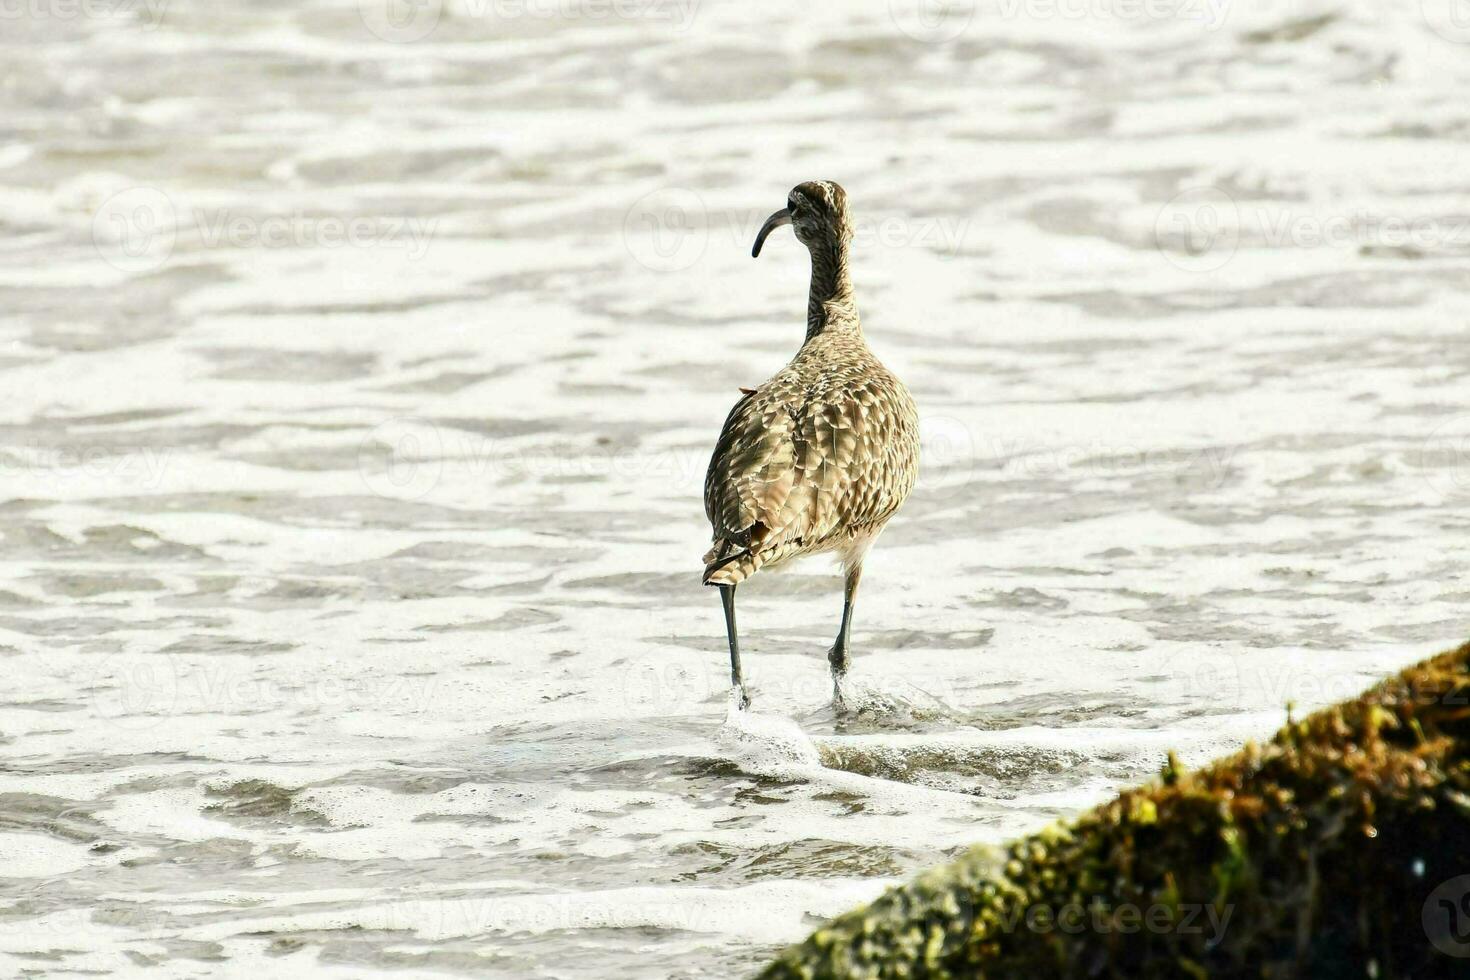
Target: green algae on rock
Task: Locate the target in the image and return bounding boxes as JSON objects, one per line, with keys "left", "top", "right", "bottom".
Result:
{"left": 761, "top": 640, "right": 1470, "bottom": 979}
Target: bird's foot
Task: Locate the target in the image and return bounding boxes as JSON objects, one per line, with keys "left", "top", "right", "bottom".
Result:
{"left": 827, "top": 643, "right": 850, "bottom": 705}
{"left": 729, "top": 684, "right": 752, "bottom": 711}
{"left": 830, "top": 670, "right": 850, "bottom": 714}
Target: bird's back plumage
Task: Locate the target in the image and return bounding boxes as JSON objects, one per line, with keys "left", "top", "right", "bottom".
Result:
{"left": 703, "top": 329, "right": 919, "bottom": 585}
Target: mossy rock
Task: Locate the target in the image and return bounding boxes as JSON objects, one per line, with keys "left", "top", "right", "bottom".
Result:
{"left": 761, "top": 640, "right": 1470, "bottom": 979}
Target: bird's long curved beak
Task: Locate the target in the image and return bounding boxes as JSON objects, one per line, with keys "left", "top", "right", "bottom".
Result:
{"left": 752, "top": 208, "right": 792, "bottom": 258}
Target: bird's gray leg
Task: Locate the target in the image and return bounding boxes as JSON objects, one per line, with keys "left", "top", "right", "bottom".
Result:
{"left": 829, "top": 564, "right": 862, "bottom": 706}
{"left": 719, "top": 584, "right": 750, "bottom": 709}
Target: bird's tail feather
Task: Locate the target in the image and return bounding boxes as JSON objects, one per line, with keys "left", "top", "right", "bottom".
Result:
{"left": 702, "top": 546, "right": 760, "bottom": 586}
{"left": 702, "top": 538, "right": 805, "bottom": 586}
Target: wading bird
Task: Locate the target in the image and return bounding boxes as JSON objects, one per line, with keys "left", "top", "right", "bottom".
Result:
{"left": 702, "top": 180, "right": 920, "bottom": 709}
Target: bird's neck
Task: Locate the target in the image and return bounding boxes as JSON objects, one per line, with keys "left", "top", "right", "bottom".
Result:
{"left": 806, "top": 240, "right": 859, "bottom": 340}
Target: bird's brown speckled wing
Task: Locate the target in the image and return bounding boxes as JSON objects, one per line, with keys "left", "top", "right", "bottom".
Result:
{"left": 703, "top": 373, "right": 803, "bottom": 558}
{"left": 787, "top": 366, "right": 918, "bottom": 537}
{"left": 819, "top": 370, "right": 919, "bottom": 531}
{"left": 703, "top": 353, "right": 918, "bottom": 582}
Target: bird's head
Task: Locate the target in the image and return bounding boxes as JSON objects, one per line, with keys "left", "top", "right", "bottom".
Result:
{"left": 752, "top": 180, "right": 853, "bottom": 258}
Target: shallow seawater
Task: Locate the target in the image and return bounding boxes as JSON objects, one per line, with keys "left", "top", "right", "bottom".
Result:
{"left": 1, "top": 1, "right": 1468, "bottom": 976}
